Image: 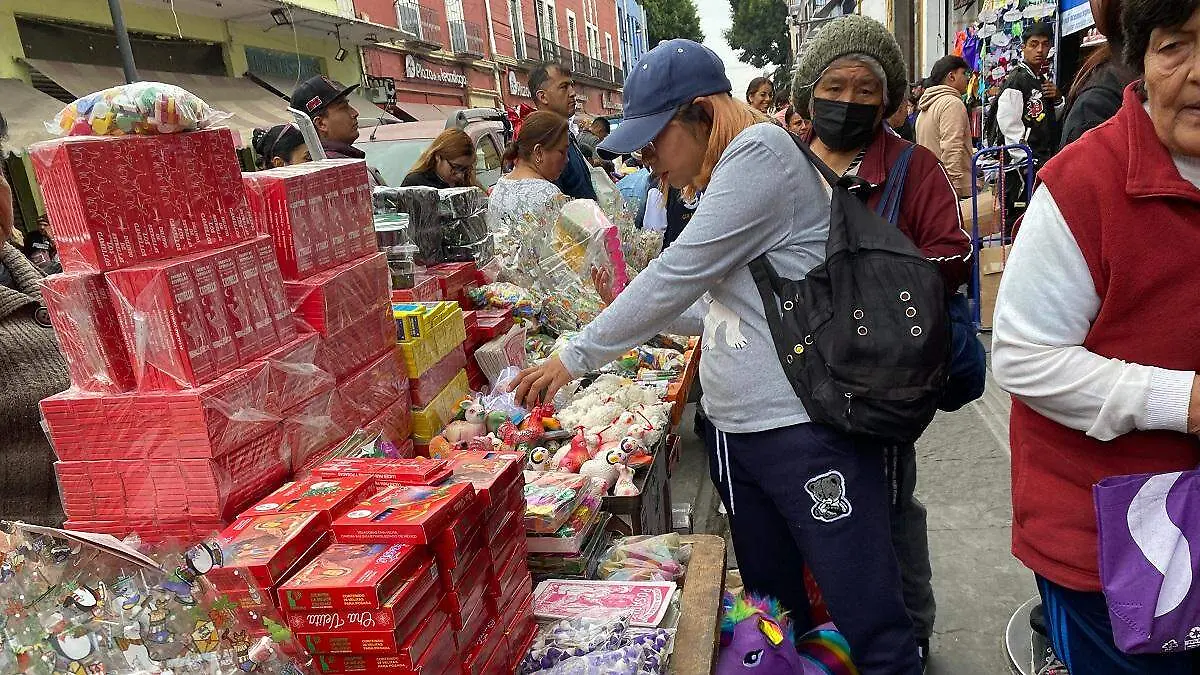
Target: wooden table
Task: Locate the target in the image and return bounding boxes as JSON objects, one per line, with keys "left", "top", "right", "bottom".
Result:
{"left": 671, "top": 534, "right": 727, "bottom": 674}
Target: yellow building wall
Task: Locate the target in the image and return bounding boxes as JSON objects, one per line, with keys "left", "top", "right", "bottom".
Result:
{"left": 0, "top": 0, "right": 362, "bottom": 85}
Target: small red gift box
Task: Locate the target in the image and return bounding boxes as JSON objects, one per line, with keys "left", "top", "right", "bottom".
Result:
{"left": 316, "top": 304, "right": 395, "bottom": 382}
{"left": 340, "top": 352, "right": 407, "bottom": 423}
{"left": 40, "top": 272, "right": 135, "bottom": 393}
{"left": 209, "top": 511, "right": 328, "bottom": 590}
{"left": 264, "top": 333, "right": 333, "bottom": 413}
{"left": 299, "top": 597, "right": 448, "bottom": 661}
{"left": 315, "top": 457, "right": 452, "bottom": 486}
{"left": 331, "top": 483, "right": 475, "bottom": 544}
{"left": 278, "top": 542, "right": 429, "bottom": 612}
{"left": 283, "top": 558, "right": 438, "bottom": 633}
{"left": 312, "top": 621, "right": 458, "bottom": 674}
{"left": 246, "top": 475, "right": 377, "bottom": 528}
{"left": 443, "top": 454, "right": 523, "bottom": 511}
{"left": 286, "top": 253, "right": 390, "bottom": 336}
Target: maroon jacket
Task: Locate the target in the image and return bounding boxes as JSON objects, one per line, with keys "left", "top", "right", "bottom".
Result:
{"left": 1010, "top": 83, "right": 1200, "bottom": 591}
{"left": 855, "top": 128, "right": 972, "bottom": 290}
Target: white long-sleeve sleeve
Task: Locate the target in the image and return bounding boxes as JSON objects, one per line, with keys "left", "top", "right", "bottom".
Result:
{"left": 996, "top": 88, "right": 1028, "bottom": 160}
{"left": 991, "top": 184, "right": 1195, "bottom": 441}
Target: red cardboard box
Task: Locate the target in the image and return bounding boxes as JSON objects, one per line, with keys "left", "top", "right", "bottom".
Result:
{"left": 278, "top": 542, "right": 428, "bottom": 611}
{"left": 445, "top": 551, "right": 491, "bottom": 614}
{"left": 438, "top": 532, "right": 488, "bottom": 590}
{"left": 31, "top": 129, "right": 251, "bottom": 273}
{"left": 443, "top": 455, "right": 522, "bottom": 511}
{"left": 40, "top": 272, "right": 135, "bottom": 393}
{"left": 409, "top": 346, "right": 468, "bottom": 408}
{"left": 391, "top": 273, "right": 443, "bottom": 304}
{"left": 253, "top": 237, "right": 298, "bottom": 343}
{"left": 313, "top": 621, "right": 457, "bottom": 674}
{"left": 432, "top": 498, "right": 484, "bottom": 565}
{"left": 331, "top": 483, "right": 475, "bottom": 544}
{"left": 316, "top": 304, "right": 395, "bottom": 382}
{"left": 362, "top": 393, "right": 413, "bottom": 457}
{"left": 427, "top": 263, "right": 476, "bottom": 302}
{"left": 63, "top": 516, "right": 228, "bottom": 545}
{"left": 55, "top": 430, "right": 287, "bottom": 521}
{"left": 299, "top": 602, "right": 448, "bottom": 660}
{"left": 212, "top": 243, "right": 271, "bottom": 361}
{"left": 315, "top": 457, "right": 451, "bottom": 486}
{"left": 284, "top": 558, "right": 438, "bottom": 633}
{"left": 243, "top": 164, "right": 319, "bottom": 280}
{"left": 471, "top": 309, "right": 513, "bottom": 344}
{"left": 282, "top": 386, "right": 350, "bottom": 471}
{"left": 233, "top": 240, "right": 281, "bottom": 347}
{"left": 264, "top": 333, "right": 333, "bottom": 413}
{"left": 209, "top": 512, "right": 327, "bottom": 589}
{"left": 247, "top": 475, "right": 377, "bottom": 528}
{"left": 463, "top": 621, "right": 506, "bottom": 675}
{"left": 286, "top": 253, "right": 390, "bottom": 336}
{"left": 340, "top": 352, "right": 406, "bottom": 422}
{"left": 40, "top": 362, "right": 276, "bottom": 461}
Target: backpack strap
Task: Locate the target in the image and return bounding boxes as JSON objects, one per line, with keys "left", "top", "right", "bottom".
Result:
{"left": 790, "top": 134, "right": 841, "bottom": 188}
{"left": 875, "top": 144, "right": 916, "bottom": 225}
{"left": 748, "top": 256, "right": 803, "bottom": 397}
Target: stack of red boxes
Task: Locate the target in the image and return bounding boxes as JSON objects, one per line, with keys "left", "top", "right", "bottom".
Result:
{"left": 243, "top": 162, "right": 410, "bottom": 471}
{"left": 426, "top": 263, "right": 477, "bottom": 306}
{"left": 30, "top": 130, "right": 320, "bottom": 542}
{"left": 252, "top": 454, "right": 535, "bottom": 674}
{"left": 391, "top": 272, "right": 442, "bottom": 303}
{"left": 32, "top": 130, "right": 410, "bottom": 542}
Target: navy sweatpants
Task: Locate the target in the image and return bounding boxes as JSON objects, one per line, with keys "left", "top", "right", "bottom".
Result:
{"left": 1037, "top": 575, "right": 1200, "bottom": 674}
{"left": 704, "top": 419, "right": 921, "bottom": 675}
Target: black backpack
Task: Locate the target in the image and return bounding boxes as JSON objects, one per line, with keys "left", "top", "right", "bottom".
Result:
{"left": 749, "top": 138, "right": 950, "bottom": 445}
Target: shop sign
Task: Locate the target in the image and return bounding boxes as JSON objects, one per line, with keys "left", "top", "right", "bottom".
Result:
{"left": 508, "top": 70, "right": 532, "bottom": 98}
{"left": 404, "top": 54, "right": 468, "bottom": 87}
{"left": 1060, "top": 0, "right": 1093, "bottom": 35}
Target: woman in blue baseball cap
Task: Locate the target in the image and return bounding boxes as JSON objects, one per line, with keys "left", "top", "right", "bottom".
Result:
{"left": 510, "top": 39, "right": 922, "bottom": 674}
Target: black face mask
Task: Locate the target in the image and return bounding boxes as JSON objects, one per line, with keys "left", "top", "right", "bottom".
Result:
{"left": 811, "top": 98, "right": 880, "bottom": 151}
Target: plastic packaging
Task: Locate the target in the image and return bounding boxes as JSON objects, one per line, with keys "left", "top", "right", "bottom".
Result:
{"left": 243, "top": 160, "right": 377, "bottom": 281}
{"left": 374, "top": 186, "right": 442, "bottom": 265}
{"left": 30, "top": 129, "right": 255, "bottom": 273}
{"left": 316, "top": 303, "right": 394, "bottom": 382}
{"left": 40, "top": 272, "right": 136, "bottom": 394}
{"left": 524, "top": 473, "right": 592, "bottom": 534}
{"left": 284, "top": 252, "right": 390, "bottom": 336}
{"left": 410, "top": 345, "right": 469, "bottom": 408}
{"left": 51, "top": 81, "right": 229, "bottom": 136}
{"left": 264, "top": 333, "right": 335, "bottom": 413}
{"left": 597, "top": 534, "right": 692, "bottom": 582}
{"left": 338, "top": 350, "right": 407, "bottom": 423}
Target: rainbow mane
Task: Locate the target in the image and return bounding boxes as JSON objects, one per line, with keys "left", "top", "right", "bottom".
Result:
{"left": 719, "top": 591, "right": 794, "bottom": 647}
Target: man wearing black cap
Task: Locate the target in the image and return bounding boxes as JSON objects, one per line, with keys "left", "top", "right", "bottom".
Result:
{"left": 291, "top": 75, "right": 365, "bottom": 160}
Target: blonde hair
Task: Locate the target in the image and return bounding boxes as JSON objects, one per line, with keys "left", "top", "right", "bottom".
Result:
{"left": 671, "top": 93, "right": 768, "bottom": 198}
{"left": 410, "top": 128, "right": 481, "bottom": 188}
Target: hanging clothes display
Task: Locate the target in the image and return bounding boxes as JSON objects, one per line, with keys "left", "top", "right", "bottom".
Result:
{"left": 974, "top": 0, "right": 1059, "bottom": 96}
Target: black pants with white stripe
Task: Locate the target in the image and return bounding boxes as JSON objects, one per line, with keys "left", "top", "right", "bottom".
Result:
{"left": 704, "top": 419, "right": 922, "bottom": 675}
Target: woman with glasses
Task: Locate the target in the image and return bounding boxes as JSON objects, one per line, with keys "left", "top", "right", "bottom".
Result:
{"left": 402, "top": 128, "right": 481, "bottom": 189}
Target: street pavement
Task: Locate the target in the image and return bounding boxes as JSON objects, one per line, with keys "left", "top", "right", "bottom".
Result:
{"left": 672, "top": 366, "right": 1035, "bottom": 674}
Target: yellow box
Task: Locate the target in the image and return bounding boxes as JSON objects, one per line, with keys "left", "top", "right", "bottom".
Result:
{"left": 410, "top": 369, "right": 471, "bottom": 441}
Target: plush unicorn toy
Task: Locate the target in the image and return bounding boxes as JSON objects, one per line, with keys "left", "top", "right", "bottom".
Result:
{"left": 716, "top": 592, "right": 858, "bottom": 675}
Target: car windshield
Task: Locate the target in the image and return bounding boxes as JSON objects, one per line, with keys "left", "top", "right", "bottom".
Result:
{"left": 360, "top": 139, "right": 431, "bottom": 187}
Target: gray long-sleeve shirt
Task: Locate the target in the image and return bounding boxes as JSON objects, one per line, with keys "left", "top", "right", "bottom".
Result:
{"left": 559, "top": 123, "right": 832, "bottom": 433}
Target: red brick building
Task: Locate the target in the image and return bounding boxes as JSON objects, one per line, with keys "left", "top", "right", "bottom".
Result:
{"left": 351, "top": 0, "right": 622, "bottom": 119}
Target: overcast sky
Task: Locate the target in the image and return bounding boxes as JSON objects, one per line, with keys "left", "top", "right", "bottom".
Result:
{"left": 695, "top": 0, "right": 773, "bottom": 100}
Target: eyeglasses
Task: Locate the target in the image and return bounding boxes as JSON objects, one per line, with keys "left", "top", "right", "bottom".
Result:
{"left": 443, "top": 158, "right": 472, "bottom": 176}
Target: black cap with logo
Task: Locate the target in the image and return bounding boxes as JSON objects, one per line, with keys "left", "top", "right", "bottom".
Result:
{"left": 290, "top": 76, "right": 360, "bottom": 117}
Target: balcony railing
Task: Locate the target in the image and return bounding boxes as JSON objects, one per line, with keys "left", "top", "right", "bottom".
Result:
{"left": 449, "top": 19, "right": 486, "bottom": 57}
{"left": 521, "top": 33, "right": 623, "bottom": 84}
{"left": 397, "top": 0, "right": 444, "bottom": 47}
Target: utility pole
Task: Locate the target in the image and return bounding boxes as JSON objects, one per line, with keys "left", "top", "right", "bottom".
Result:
{"left": 107, "top": 0, "right": 140, "bottom": 84}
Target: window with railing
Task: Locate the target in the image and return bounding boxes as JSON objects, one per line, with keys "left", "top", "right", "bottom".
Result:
{"left": 508, "top": 0, "right": 527, "bottom": 59}
{"left": 397, "top": 0, "right": 443, "bottom": 45}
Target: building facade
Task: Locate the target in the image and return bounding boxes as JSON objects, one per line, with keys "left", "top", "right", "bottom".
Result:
{"left": 615, "top": 0, "right": 648, "bottom": 78}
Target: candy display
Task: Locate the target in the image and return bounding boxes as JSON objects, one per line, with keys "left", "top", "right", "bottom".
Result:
{"left": 52, "top": 81, "right": 229, "bottom": 136}
{"left": 597, "top": 534, "right": 692, "bottom": 583}
{"left": 525, "top": 472, "right": 592, "bottom": 534}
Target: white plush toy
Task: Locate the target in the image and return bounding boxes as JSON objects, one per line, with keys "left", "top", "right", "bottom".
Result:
{"left": 578, "top": 447, "right": 627, "bottom": 493}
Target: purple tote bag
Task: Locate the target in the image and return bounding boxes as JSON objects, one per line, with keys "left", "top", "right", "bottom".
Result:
{"left": 1095, "top": 469, "right": 1200, "bottom": 654}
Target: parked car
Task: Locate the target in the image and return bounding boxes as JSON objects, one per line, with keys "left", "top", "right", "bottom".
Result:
{"left": 358, "top": 108, "right": 512, "bottom": 188}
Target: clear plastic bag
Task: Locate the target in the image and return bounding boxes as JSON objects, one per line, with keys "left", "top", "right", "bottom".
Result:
{"left": 50, "top": 81, "right": 230, "bottom": 136}
{"left": 597, "top": 534, "right": 693, "bottom": 582}
{"left": 374, "top": 186, "right": 442, "bottom": 265}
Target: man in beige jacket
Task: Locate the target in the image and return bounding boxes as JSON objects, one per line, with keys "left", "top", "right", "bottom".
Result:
{"left": 916, "top": 55, "right": 974, "bottom": 198}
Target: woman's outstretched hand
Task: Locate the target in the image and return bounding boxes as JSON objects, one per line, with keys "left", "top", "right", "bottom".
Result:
{"left": 510, "top": 355, "right": 574, "bottom": 409}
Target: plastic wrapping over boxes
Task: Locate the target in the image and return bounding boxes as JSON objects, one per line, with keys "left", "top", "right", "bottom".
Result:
{"left": 286, "top": 253, "right": 390, "bottom": 336}
{"left": 316, "top": 304, "right": 394, "bottom": 382}
{"left": 104, "top": 237, "right": 288, "bottom": 390}
{"left": 40, "top": 272, "right": 135, "bottom": 393}
{"left": 410, "top": 370, "right": 471, "bottom": 443}
{"left": 265, "top": 333, "right": 335, "bottom": 413}
{"left": 55, "top": 427, "right": 287, "bottom": 522}
{"left": 30, "top": 129, "right": 255, "bottom": 273}
{"left": 374, "top": 186, "right": 441, "bottom": 265}
{"left": 40, "top": 361, "right": 278, "bottom": 460}
{"left": 337, "top": 351, "right": 406, "bottom": 424}
{"left": 243, "top": 160, "right": 376, "bottom": 280}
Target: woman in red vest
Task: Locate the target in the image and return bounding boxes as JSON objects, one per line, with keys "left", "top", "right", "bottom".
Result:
{"left": 993, "top": 1, "right": 1200, "bottom": 672}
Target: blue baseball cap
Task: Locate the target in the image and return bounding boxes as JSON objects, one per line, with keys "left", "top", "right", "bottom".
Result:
{"left": 597, "top": 39, "right": 732, "bottom": 158}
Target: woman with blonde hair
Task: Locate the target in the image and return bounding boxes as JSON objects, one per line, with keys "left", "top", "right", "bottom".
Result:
{"left": 402, "top": 128, "right": 480, "bottom": 189}
{"left": 510, "top": 39, "right": 922, "bottom": 674}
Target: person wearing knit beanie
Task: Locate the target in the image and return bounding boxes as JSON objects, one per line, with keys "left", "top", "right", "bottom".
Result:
{"left": 788, "top": 15, "right": 975, "bottom": 670}
{"left": 792, "top": 14, "right": 909, "bottom": 121}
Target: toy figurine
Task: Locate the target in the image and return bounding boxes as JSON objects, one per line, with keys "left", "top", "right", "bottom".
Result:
{"left": 716, "top": 591, "right": 856, "bottom": 675}
{"left": 444, "top": 399, "right": 488, "bottom": 444}
{"left": 579, "top": 447, "right": 628, "bottom": 493}
{"left": 612, "top": 464, "right": 639, "bottom": 496}
{"left": 554, "top": 428, "right": 594, "bottom": 473}
{"left": 619, "top": 436, "right": 653, "bottom": 469}
{"left": 526, "top": 446, "right": 551, "bottom": 472}
{"left": 485, "top": 410, "right": 509, "bottom": 434}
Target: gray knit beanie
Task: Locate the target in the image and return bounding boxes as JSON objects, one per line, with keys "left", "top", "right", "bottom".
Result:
{"left": 792, "top": 14, "right": 908, "bottom": 119}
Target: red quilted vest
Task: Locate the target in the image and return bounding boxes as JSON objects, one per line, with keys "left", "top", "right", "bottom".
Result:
{"left": 1010, "top": 83, "right": 1200, "bottom": 592}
